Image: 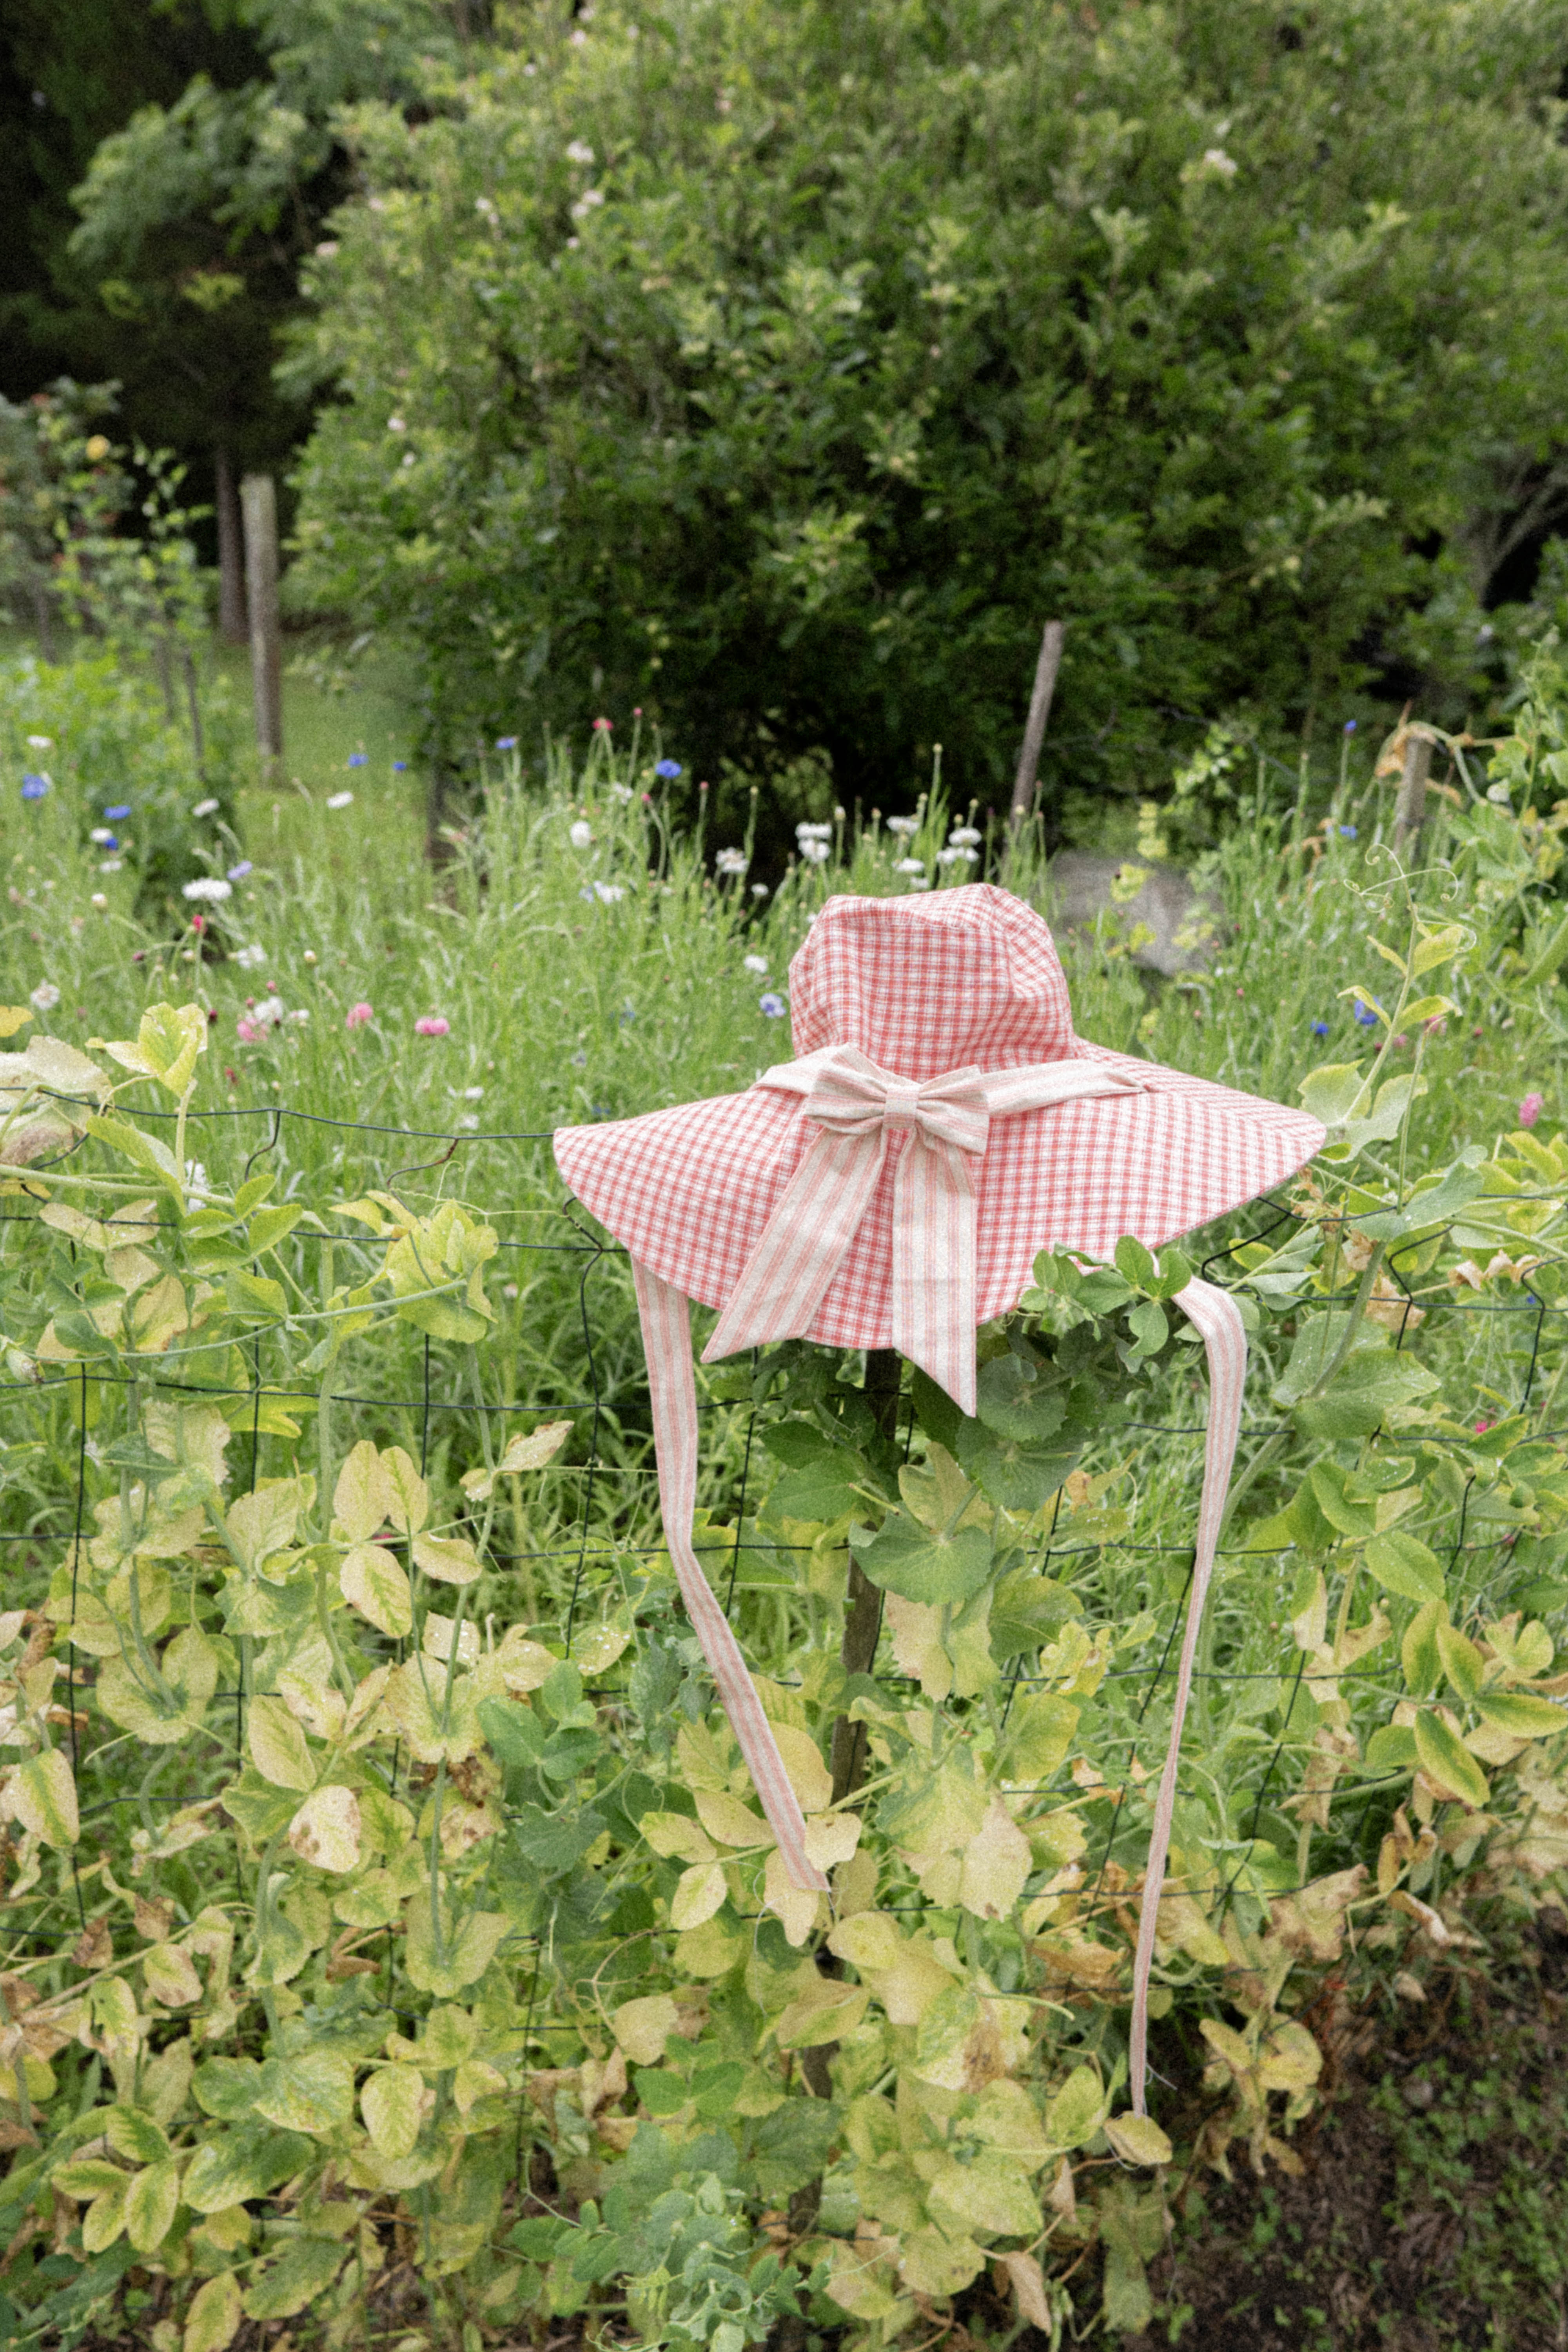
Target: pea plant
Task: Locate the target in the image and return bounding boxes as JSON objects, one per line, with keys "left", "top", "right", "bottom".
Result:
{"left": 1, "top": 844, "right": 1567, "bottom": 2352}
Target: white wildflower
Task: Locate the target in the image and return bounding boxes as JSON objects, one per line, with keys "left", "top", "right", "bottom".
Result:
{"left": 1487, "top": 782, "right": 1512, "bottom": 806}
{"left": 183, "top": 877, "right": 232, "bottom": 903}
{"left": 609, "top": 782, "right": 634, "bottom": 802}
{"left": 565, "top": 140, "right": 595, "bottom": 164}
{"left": 798, "top": 838, "right": 830, "bottom": 864}
{"left": 192, "top": 797, "right": 220, "bottom": 817}
{"left": 29, "top": 982, "right": 60, "bottom": 1013}
{"left": 894, "top": 858, "right": 926, "bottom": 875}
{"left": 948, "top": 825, "right": 981, "bottom": 846}
{"left": 99, "top": 858, "right": 123, "bottom": 873}
{"left": 571, "top": 189, "right": 605, "bottom": 219}
{"left": 232, "top": 944, "right": 267, "bottom": 969}
{"left": 937, "top": 845, "right": 979, "bottom": 866}
{"left": 89, "top": 827, "right": 114, "bottom": 844}
{"left": 570, "top": 820, "right": 593, "bottom": 848}
{"left": 751, "top": 882, "right": 769, "bottom": 898}
{"left": 25, "top": 736, "right": 52, "bottom": 751}
{"left": 326, "top": 790, "right": 354, "bottom": 809}
{"left": 90, "top": 893, "right": 107, "bottom": 911}
{"left": 743, "top": 954, "right": 769, "bottom": 975}
{"left": 591, "top": 880, "right": 624, "bottom": 903}
{"left": 796, "top": 821, "right": 833, "bottom": 840}
{"left": 886, "top": 815, "right": 919, "bottom": 837}
{"left": 388, "top": 415, "right": 407, "bottom": 433}
{"left": 1198, "top": 147, "right": 1238, "bottom": 178}
{"left": 715, "top": 847, "right": 748, "bottom": 876}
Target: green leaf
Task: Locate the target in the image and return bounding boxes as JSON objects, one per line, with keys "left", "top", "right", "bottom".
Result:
{"left": 1113, "top": 1236, "right": 1157, "bottom": 1289}
{"left": 852, "top": 1510, "right": 993, "bottom": 1605}
{"left": 988, "top": 1570, "right": 1080, "bottom": 1659}
{"left": 1413, "top": 1711, "right": 1489, "bottom": 1808}
{"left": 251, "top": 2051, "right": 354, "bottom": 2137}
{"left": 1364, "top": 1532, "right": 1445, "bottom": 1607}
{"left": 974, "top": 1352, "right": 1066, "bottom": 1443}
{"left": 86, "top": 1112, "right": 181, "bottom": 1189}
{"left": 746, "top": 2099, "right": 843, "bottom": 2201}
{"left": 1365, "top": 1723, "right": 1417, "bottom": 1772}
{"left": 1298, "top": 1064, "right": 1368, "bottom": 1127}
{"left": 1474, "top": 1690, "right": 1568, "bottom": 1739}
{"left": 477, "top": 1695, "right": 546, "bottom": 1768}
{"left": 956, "top": 1419, "right": 1078, "bottom": 1514}
{"left": 998, "top": 1693, "right": 1080, "bottom": 1783}
{"left": 248, "top": 1204, "right": 303, "bottom": 1253}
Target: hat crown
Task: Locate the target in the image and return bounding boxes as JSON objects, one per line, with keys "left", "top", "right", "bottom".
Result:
{"left": 788, "top": 885, "right": 1077, "bottom": 1078}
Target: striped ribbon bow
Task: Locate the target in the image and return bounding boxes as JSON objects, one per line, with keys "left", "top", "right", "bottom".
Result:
{"left": 629, "top": 1043, "right": 1245, "bottom": 2114}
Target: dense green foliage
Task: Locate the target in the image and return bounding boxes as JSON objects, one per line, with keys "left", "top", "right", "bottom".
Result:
{"left": 289, "top": 0, "right": 1568, "bottom": 817}
{"left": 4, "top": 641, "right": 1568, "bottom": 2343}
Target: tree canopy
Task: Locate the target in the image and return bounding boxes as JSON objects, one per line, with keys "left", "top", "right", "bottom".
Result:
{"left": 285, "top": 0, "right": 1568, "bottom": 817}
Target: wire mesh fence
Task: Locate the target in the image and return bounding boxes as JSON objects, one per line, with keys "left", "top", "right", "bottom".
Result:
{"left": 5, "top": 1084, "right": 1559, "bottom": 1959}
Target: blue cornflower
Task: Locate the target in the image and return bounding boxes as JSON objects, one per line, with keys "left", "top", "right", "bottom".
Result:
{"left": 21, "top": 774, "right": 47, "bottom": 801}
{"left": 104, "top": 802, "right": 131, "bottom": 819}
{"left": 1353, "top": 1000, "right": 1378, "bottom": 1026}
{"left": 1343, "top": 720, "right": 1357, "bottom": 735}
{"left": 654, "top": 759, "right": 682, "bottom": 780}
{"left": 496, "top": 735, "right": 519, "bottom": 751}
{"left": 1310, "top": 1020, "right": 1329, "bottom": 1036}
{"left": 227, "top": 860, "right": 252, "bottom": 881}
{"left": 760, "top": 991, "right": 786, "bottom": 1018}
{"left": 1338, "top": 824, "right": 1357, "bottom": 840}
{"left": 347, "top": 751, "right": 368, "bottom": 769}
{"left": 392, "top": 760, "right": 408, "bottom": 772}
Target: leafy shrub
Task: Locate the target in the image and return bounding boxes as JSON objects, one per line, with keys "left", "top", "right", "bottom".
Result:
{"left": 289, "top": 0, "right": 1568, "bottom": 822}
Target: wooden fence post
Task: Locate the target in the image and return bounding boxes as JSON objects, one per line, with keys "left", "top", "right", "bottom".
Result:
{"left": 1392, "top": 730, "right": 1432, "bottom": 861}
{"left": 241, "top": 472, "right": 282, "bottom": 769}
{"left": 1009, "top": 619, "right": 1065, "bottom": 826}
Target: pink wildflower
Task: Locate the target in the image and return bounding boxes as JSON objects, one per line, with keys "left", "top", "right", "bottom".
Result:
{"left": 346, "top": 1001, "right": 374, "bottom": 1030}
{"left": 236, "top": 1018, "right": 263, "bottom": 1044}
{"left": 592, "top": 716, "right": 612, "bottom": 731}
{"left": 1422, "top": 1015, "right": 1446, "bottom": 1037}
{"left": 1475, "top": 1417, "right": 1494, "bottom": 1435}
{"left": 1519, "top": 1091, "right": 1544, "bottom": 1129}
{"left": 415, "top": 1014, "right": 450, "bottom": 1037}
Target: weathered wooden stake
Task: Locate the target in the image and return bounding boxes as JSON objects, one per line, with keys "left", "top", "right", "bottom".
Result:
{"left": 1009, "top": 618, "right": 1065, "bottom": 826}
{"left": 241, "top": 472, "right": 282, "bottom": 769}
{"left": 1392, "top": 731, "right": 1433, "bottom": 861}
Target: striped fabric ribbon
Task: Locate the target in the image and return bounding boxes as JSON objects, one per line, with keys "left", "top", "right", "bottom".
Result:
{"left": 630, "top": 1044, "right": 1247, "bottom": 2112}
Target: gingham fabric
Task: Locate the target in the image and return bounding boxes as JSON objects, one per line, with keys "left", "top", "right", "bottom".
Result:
{"left": 554, "top": 886, "right": 1323, "bottom": 2112}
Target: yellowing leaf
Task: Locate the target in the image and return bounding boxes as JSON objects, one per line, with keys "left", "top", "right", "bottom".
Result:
{"left": 183, "top": 2269, "right": 242, "bottom": 2352}
{"left": 803, "top": 1810, "right": 862, "bottom": 1871}
{"left": 494, "top": 1630, "right": 556, "bottom": 1692}
{"left": 764, "top": 1843, "right": 822, "bottom": 1947}
{"left": 288, "top": 1785, "right": 362, "bottom": 1874}
{"left": 412, "top": 1532, "right": 482, "bottom": 1586}
{"left": 670, "top": 1861, "right": 728, "bottom": 1931}
{"left": 641, "top": 1811, "right": 717, "bottom": 1866}
{"left": 1000, "top": 2251, "right": 1054, "bottom": 2333}
{"left": 775, "top": 1976, "right": 869, "bottom": 2050}
{"left": 361, "top": 2065, "right": 423, "bottom": 2160}
{"left": 571, "top": 1616, "right": 632, "bottom": 1674}
{"left": 928, "top": 2149, "right": 1042, "bottom": 2238}
{"left": 957, "top": 1797, "right": 1032, "bottom": 1920}
{"left": 611, "top": 1993, "right": 679, "bottom": 2067}
{"left": 1102, "top": 2112, "right": 1173, "bottom": 2166}
{"left": 460, "top": 1419, "right": 573, "bottom": 1501}
{"left": 1045, "top": 2064, "right": 1106, "bottom": 2151}
{"left": 379, "top": 1446, "right": 428, "bottom": 1535}
{"left": 333, "top": 1441, "right": 393, "bottom": 1544}
{"left": 771, "top": 1724, "right": 832, "bottom": 1815}
{"left": 339, "top": 1543, "right": 412, "bottom": 1638}
{"left": 11, "top": 1748, "right": 78, "bottom": 1848}
{"left": 246, "top": 1695, "right": 316, "bottom": 1792}
{"left": 695, "top": 1788, "right": 771, "bottom": 1848}
{"left": 0, "top": 1006, "right": 32, "bottom": 1038}
{"left": 142, "top": 1942, "right": 203, "bottom": 2007}
{"left": 104, "top": 1003, "right": 209, "bottom": 1098}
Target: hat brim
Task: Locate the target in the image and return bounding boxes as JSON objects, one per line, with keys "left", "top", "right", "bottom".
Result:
{"left": 554, "top": 1044, "right": 1323, "bottom": 1351}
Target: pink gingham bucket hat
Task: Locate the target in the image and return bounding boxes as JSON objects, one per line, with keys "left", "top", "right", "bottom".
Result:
{"left": 556, "top": 885, "right": 1323, "bottom": 2106}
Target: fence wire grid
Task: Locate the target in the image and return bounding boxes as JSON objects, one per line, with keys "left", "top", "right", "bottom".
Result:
{"left": 2, "top": 1087, "right": 1560, "bottom": 2044}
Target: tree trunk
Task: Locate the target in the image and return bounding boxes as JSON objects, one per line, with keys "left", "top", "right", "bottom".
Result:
{"left": 1009, "top": 619, "right": 1065, "bottom": 826}
{"left": 215, "top": 446, "right": 247, "bottom": 642}
{"left": 1392, "top": 731, "right": 1432, "bottom": 862}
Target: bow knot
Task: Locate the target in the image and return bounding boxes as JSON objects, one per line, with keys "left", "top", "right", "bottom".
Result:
{"left": 703, "top": 1045, "right": 1135, "bottom": 1413}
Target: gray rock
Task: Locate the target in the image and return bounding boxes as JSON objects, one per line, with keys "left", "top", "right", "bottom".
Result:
{"left": 1044, "top": 851, "right": 1220, "bottom": 978}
